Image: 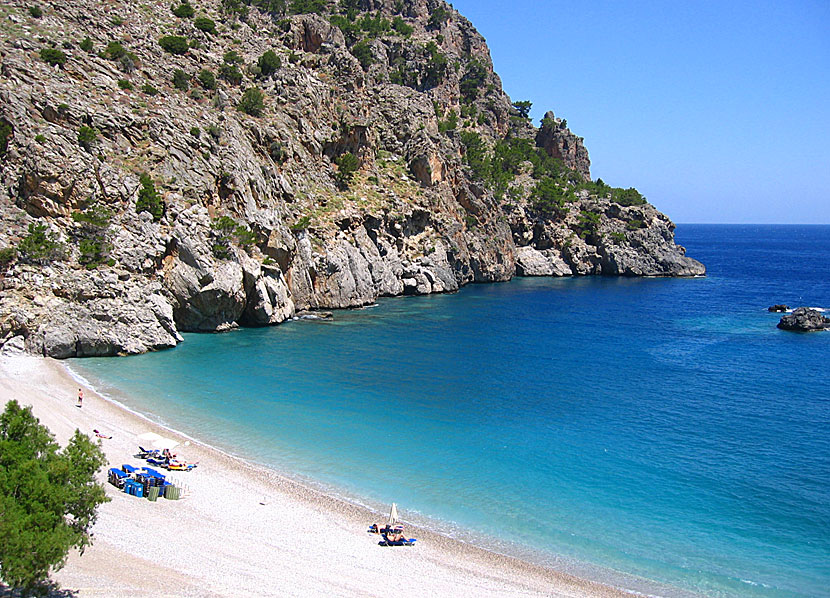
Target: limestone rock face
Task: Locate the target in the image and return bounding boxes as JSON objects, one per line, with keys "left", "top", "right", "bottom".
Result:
{"left": 777, "top": 307, "right": 830, "bottom": 332}
{"left": 0, "top": 0, "right": 704, "bottom": 357}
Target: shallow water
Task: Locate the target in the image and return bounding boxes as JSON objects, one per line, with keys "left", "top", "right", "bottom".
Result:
{"left": 74, "top": 225, "right": 830, "bottom": 597}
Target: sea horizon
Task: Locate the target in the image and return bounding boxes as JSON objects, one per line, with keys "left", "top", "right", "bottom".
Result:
{"left": 71, "top": 224, "right": 830, "bottom": 598}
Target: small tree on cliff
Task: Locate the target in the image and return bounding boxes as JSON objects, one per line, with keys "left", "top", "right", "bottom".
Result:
{"left": 0, "top": 400, "right": 109, "bottom": 595}
{"left": 136, "top": 173, "right": 165, "bottom": 221}
{"left": 335, "top": 152, "right": 359, "bottom": 189}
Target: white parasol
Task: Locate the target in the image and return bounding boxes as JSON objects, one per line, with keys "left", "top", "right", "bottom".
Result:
{"left": 387, "top": 502, "right": 398, "bottom": 527}
{"left": 152, "top": 437, "right": 180, "bottom": 450}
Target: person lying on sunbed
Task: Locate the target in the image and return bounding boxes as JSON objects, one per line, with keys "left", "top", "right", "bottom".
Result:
{"left": 94, "top": 429, "right": 112, "bottom": 439}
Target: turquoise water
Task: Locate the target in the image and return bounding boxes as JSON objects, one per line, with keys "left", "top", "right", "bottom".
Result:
{"left": 73, "top": 225, "right": 830, "bottom": 597}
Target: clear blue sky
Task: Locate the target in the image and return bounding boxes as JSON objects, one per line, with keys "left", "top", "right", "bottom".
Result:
{"left": 449, "top": 0, "right": 829, "bottom": 224}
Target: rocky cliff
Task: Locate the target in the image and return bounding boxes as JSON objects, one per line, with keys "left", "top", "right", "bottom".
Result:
{"left": 0, "top": 0, "right": 704, "bottom": 357}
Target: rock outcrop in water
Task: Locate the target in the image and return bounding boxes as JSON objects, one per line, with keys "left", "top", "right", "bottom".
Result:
{"left": 0, "top": 0, "right": 704, "bottom": 357}
{"left": 777, "top": 307, "right": 830, "bottom": 332}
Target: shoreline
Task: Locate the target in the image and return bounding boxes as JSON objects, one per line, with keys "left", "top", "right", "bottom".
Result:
{"left": 2, "top": 354, "right": 656, "bottom": 598}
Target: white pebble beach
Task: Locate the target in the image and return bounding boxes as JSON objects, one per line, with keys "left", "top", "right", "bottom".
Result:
{"left": 1, "top": 354, "right": 635, "bottom": 597}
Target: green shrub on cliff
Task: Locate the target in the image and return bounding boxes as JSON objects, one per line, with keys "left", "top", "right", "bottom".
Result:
{"left": 351, "top": 41, "right": 373, "bottom": 70}
{"left": 159, "top": 35, "right": 189, "bottom": 55}
{"left": 0, "top": 119, "right": 12, "bottom": 157}
{"left": 172, "top": 2, "right": 195, "bottom": 18}
{"left": 289, "top": 0, "right": 326, "bottom": 15}
{"left": 77, "top": 126, "right": 97, "bottom": 151}
{"left": 79, "top": 36, "right": 94, "bottom": 53}
{"left": 40, "top": 47, "right": 67, "bottom": 67}
{"left": 237, "top": 87, "right": 265, "bottom": 116}
{"left": 17, "top": 223, "right": 65, "bottom": 263}
{"left": 219, "top": 64, "right": 243, "bottom": 85}
{"left": 392, "top": 16, "right": 413, "bottom": 36}
{"left": 172, "top": 69, "right": 190, "bottom": 91}
{"left": 335, "top": 152, "right": 359, "bottom": 188}
{"left": 28, "top": 5, "right": 43, "bottom": 18}
{"left": 194, "top": 16, "right": 216, "bottom": 34}
{"left": 257, "top": 50, "right": 281, "bottom": 78}
{"left": 136, "top": 173, "right": 164, "bottom": 221}
{"left": 460, "top": 58, "right": 487, "bottom": 102}
{"left": 428, "top": 5, "right": 451, "bottom": 29}
{"left": 198, "top": 69, "right": 216, "bottom": 90}
{"left": 211, "top": 216, "right": 257, "bottom": 258}
{"left": 0, "top": 401, "right": 109, "bottom": 595}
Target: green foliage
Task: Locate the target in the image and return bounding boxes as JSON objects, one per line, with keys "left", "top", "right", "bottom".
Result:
{"left": 269, "top": 141, "right": 286, "bottom": 162}
{"left": 79, "top": 36, "right": 94, "bottom": 52}
{"left": 207, "top": 124, "right": 221, "bottom": 139}
{"left": 136, "top": 173, "right": 164, "bottom": 220}
{"left": 351, "top": 40, "right": 373, "bottom": 70}
{"left": 0, "top": 247, "right": 17, "bottom": 268}
{"left": 171, "top": 2, "right": 195, "bottom": 18}
{"left": 223, "top": 49, "right": 243, "bottom": 64}
{"left": 172, "top": 68, "right": 190, "bottom": 90}
{"left": 391, "top": 16, "right": 413, "bottom": 36}
{"left": 72, "top": 202, "right": 114, "bottom": 268}
{"left": 360, "top": 12, "right": 390, "bottom": 37}
{"left": 422, "top": 42, "right": 447, "bottom": 88}
{"left": 0, "top": 401, "right": 109, "bottom": 594}
{"left": 194, "top": 16, "right": 216, "bottom": 33}
{"left": 610, "top": 231, "right": 626, "bottom": 242}
{"left": 35, "top": 134, "right": 46, "bottom": 144}
{"left": 578, "top": 210, "right": 601, "bottom": 237}
{"left": 40, "top": 47, "right": 67, "bottom": 67}
{"left": 329, "top": 14, "right": 360, "bottom": 44}
{"left": 141, "top": 82, "right": 159, "bottom": 95}
{"left": 459, "top": 131, "right": 488, "bottom": 181}
{"left": 626, "top": 219, "right": 645, "bottom": 230}
{"left": 531, "top": 177, "right": 570, "bottom": 217}
{"left": 117, "top": 78, "right": 133, "bottom": 90}
{"left": 190, "top": 126, "right": 200, "bottom": 137}
{"left": 28, "top": 5, "right": 42, "bottom": 18}
{"left": 237, "top": 87, "right": 265, "bottom": 116}
{"left": 111, "top": 16, "right": 124, "bottom": 26}
{"left": 289, "top": 0, "right": 327, "bottom": 14}
{"left": 211, "top": 216, "right": 257, "bottom": 258}
{"left": 72, "top": 202, "right": 112, "bottom": 228}
{"left": 257, "top": 50, "right": 281, "bottom": 77}
{"left": 512, "top": 100, "right": 532, "bottom": 119}
{"left": 77, "top": 126, "right": 97, "bottom": 151}
{"left": 103, "top": 41, "right": 126, "bottom": 60}
{"left": 460, "top": 58, "right": 486, "bottom": 102}
{"left": 159, "top": 35, "right": 189, "bottom": 55}
{"left": 0, "top": 119, "right": 12, "bottom": 157}
{"left": 437, "top": 109, "right": 457, "bottom": 133}
{"left": 427, "top": 5, "right": 451, "bottom": 29}
{"left": 611, "top": 187, "right": 647, "bottom": 206}
{"left": 335, "top": 152, "right": 358, "bottom": 188}
{"left": 17, "top": 223, "right": 65, "bottom": 263}
{"left": 218, "top": 63, "right": 243, "bottom": 85}
{"left": 197, "top": 69, "right": 216, "bottom": 89}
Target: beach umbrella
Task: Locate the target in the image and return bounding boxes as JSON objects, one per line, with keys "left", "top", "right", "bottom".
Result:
{"left": 387, "top": 503, "right": 398, "bottom": 527}
{"left": 152, "top": 437, "right": 180, "bottom": 450}
{"left": 137, "top": 432, "right": 163, "bottom": 442}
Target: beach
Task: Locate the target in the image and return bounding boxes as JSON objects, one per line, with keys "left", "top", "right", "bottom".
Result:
{"left": 0, "top": 354, "right": 630, "bottom": 598}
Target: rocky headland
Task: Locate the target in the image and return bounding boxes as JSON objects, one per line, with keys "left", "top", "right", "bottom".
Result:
{"left": 0, "top": 0, "right": 704, "bottom": 357}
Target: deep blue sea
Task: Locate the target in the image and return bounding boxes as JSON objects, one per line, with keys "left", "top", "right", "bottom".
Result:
{"left": 73, "top": 225, "right": 830, "bottom": 597}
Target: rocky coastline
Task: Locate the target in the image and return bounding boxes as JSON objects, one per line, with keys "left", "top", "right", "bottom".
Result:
{"left": 0, "top": 0, "right": 704, "bottom": 358}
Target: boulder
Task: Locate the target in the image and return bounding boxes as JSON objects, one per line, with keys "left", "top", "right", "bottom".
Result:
{"left": 777, "top": 307, "right": 830, "bottom": 332}
{"left": 768, "top": 304, "right": 789, "bottom": 312}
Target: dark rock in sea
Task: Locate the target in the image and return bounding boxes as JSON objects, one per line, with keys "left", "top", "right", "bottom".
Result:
{"left": 777, "top": 307, "right": 830, "bottom": 332}
{"left": 768, "top": 304, "right": 790, "bottom": 312}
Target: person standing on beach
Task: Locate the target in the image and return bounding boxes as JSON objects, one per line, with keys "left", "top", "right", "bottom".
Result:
{"left": 77, "top": 388, "right": 83, "bottom": 408}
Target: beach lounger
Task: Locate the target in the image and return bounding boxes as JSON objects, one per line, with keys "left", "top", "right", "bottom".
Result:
{"left": 122, "top": 464, "right": 139, "bottom": 474}
{"left": 378, "top": 537, "right": 416, "bottom": 547}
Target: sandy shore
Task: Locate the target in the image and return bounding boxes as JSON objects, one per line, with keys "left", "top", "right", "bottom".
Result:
{"left": 0, "top": 354, "right": 636, "bottom": 598}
